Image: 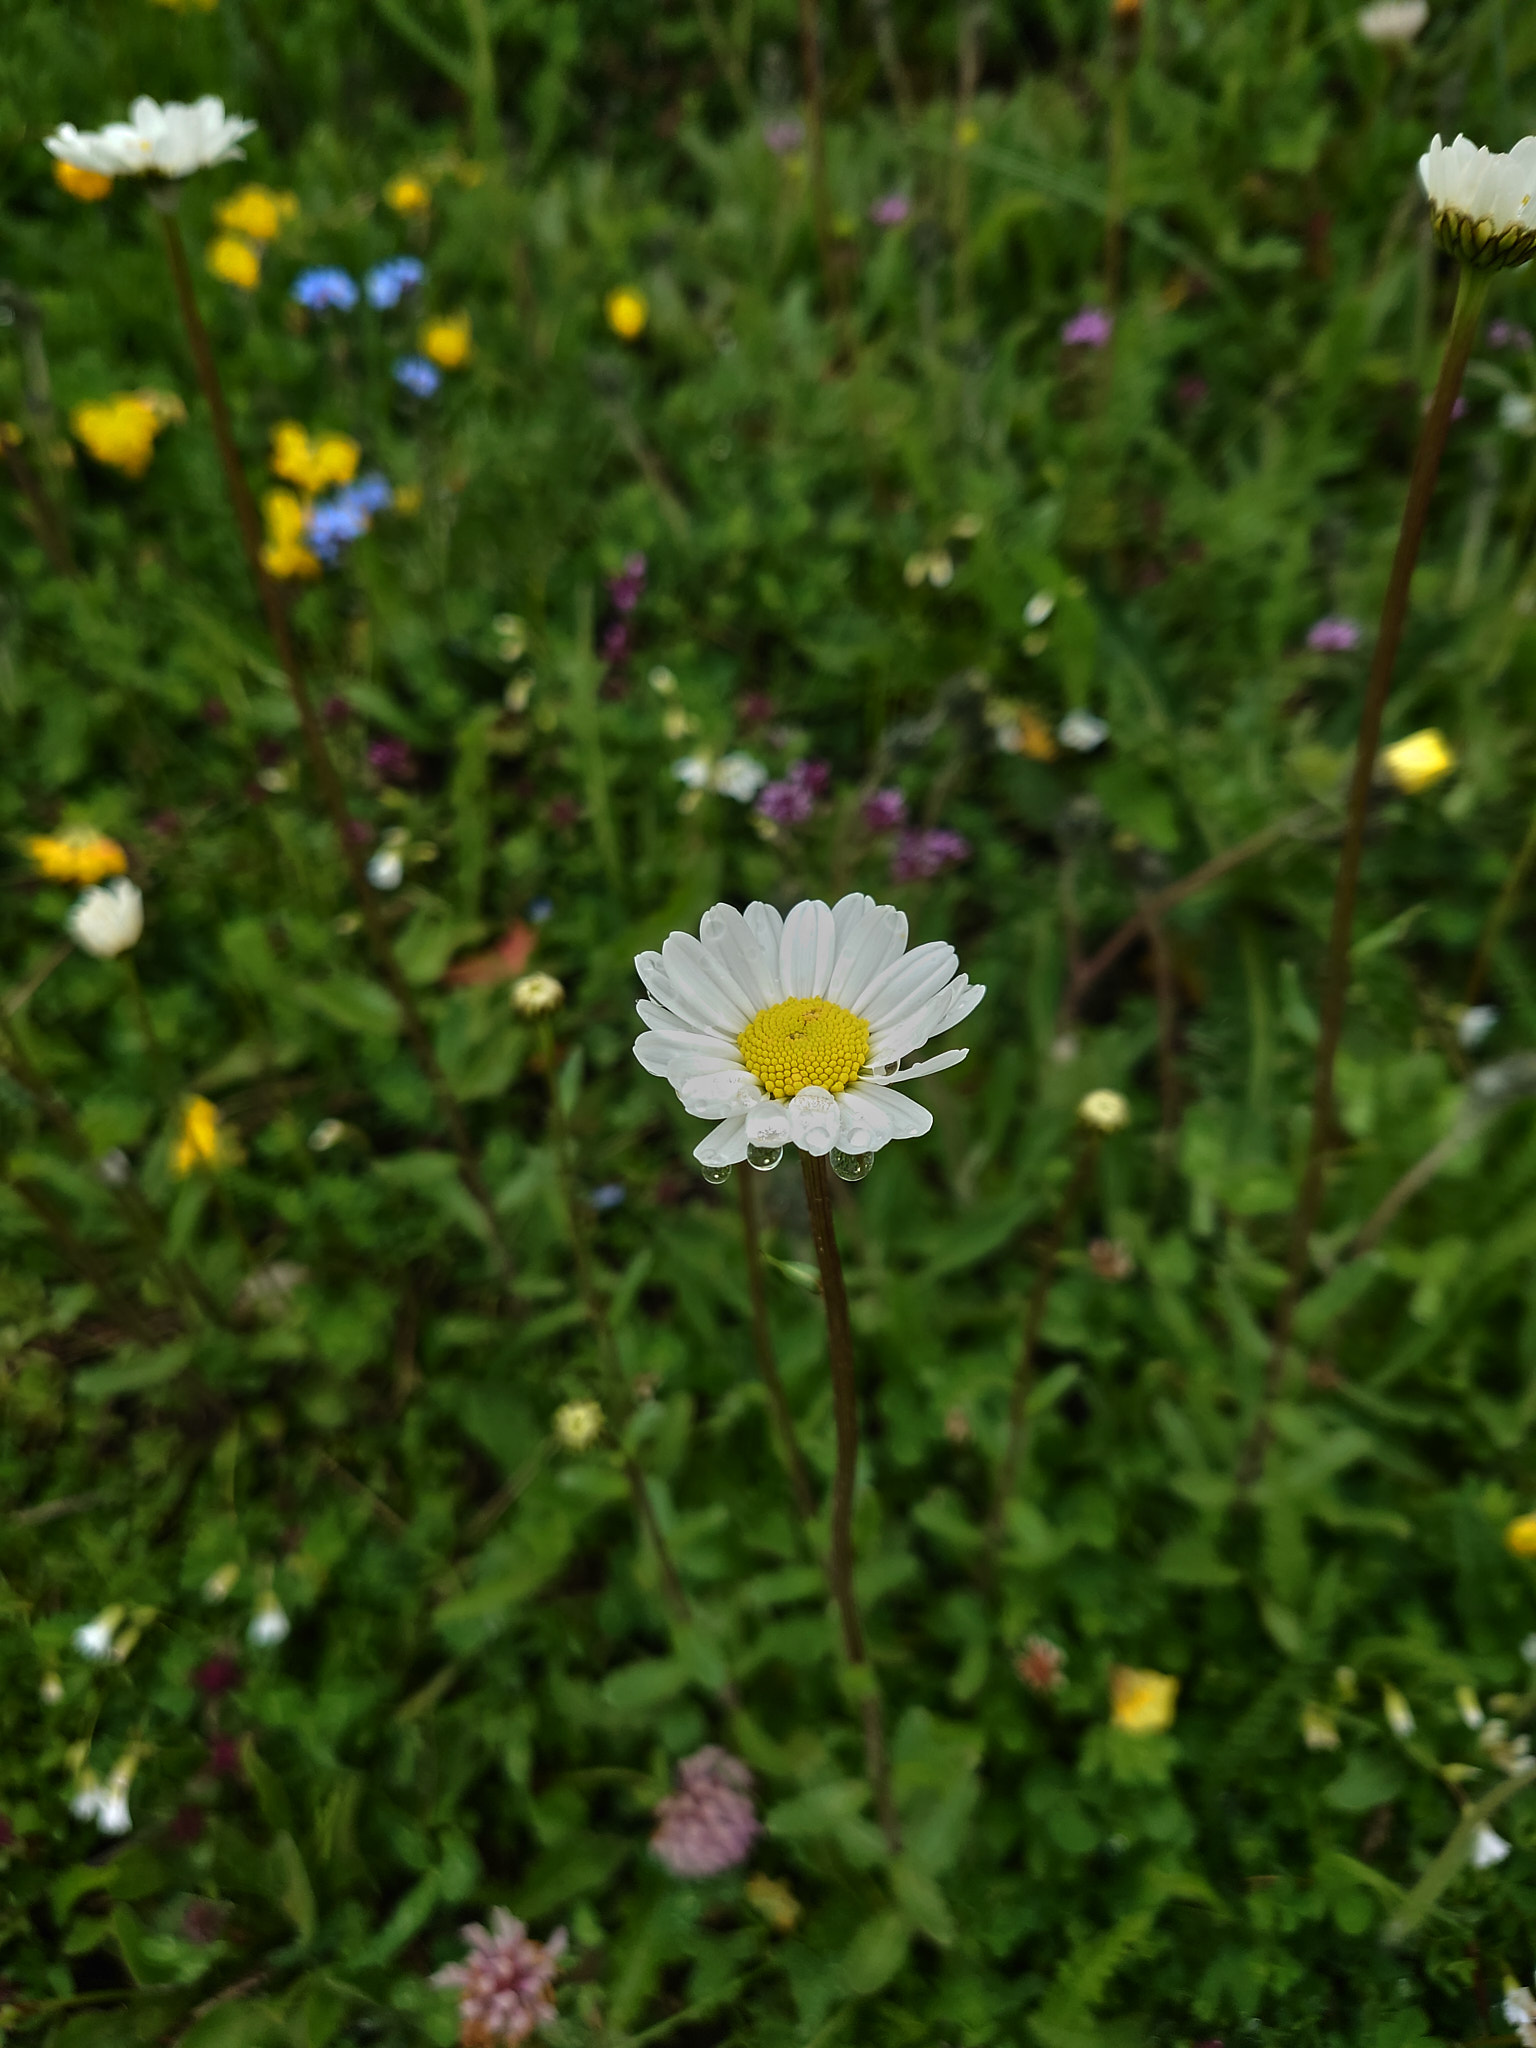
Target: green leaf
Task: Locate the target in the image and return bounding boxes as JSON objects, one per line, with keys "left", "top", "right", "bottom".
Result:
{"left": 890, "top": 1859, "right": 955, "bottom": 1946}
{"left": 842, "top": 1910, "right": 909, "bottom": 1995}
{"left": 1322, "top": 1751, "right": 1405, "bottom": 1813}
{"left": 297, "top": 973, "right": 403, "bottom": 1037}
{"left": 274, "top": 1830, "right": 317, "bottom": 1945}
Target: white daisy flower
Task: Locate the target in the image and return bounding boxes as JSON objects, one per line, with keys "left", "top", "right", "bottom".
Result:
{"left": 1419, "top": 133, "right": 1536, "bottom": 270}
{"left": 67, "top": 878, "right": 143, "bottom": 959}
{"left": 46, "top": 96, "right": 256, "bottom": 181}
{"left": 633, "top": 895, "right": 984, "bottom": 1176}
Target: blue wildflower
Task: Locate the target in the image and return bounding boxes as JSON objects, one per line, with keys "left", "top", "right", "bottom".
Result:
{"left": 588, "top": 1183, "right": 626, "bottom": 1212}
{"left": 527, "top": 896, "right": 554, "bottom": 925}
{"left": 348, "top": 472, "right": 394, "bottom": 516}
{"left": 366, "top": 256, "right": 426, "bottom": 310}
{"left": 291, "top": 267, "right": 359, "bottom": 313}
{"left": 393, "top": 355, "right": 441, "bottom": 398}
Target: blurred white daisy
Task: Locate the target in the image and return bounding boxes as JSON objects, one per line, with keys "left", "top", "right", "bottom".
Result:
{"left": 1057, "top": 710, "right": 1109, "bottom": 754}
{"left": 1506, "top": 1981, "right": 1536, "bottom": 2047}
{"left": 633, "top": 896, "right": 984, "bottom": 1172}
{"left": 1357, "top": 1, "right": 1428, "bottom": 43}
{"left": 47, "top": 96, "right": 256, "bottom": 180}
{"left": 68, "top": 878, "right": 143, "bottom": 959}
{"left": 1419, "top": 133, "right": 1536, "bottom": 270}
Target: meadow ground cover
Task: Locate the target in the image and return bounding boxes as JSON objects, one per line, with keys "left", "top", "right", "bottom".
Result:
{"left": 12, "top": 0, "right": 1536, "bottom": 2042}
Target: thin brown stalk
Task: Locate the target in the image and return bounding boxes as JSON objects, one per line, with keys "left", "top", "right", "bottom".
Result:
{"left": 800, "top": 1153, "right": 899, "bottom": 1852}
{"left": 738, "top": 1169, "right": 817, "bottom": 1525}
{"left": 988, "top": 1135, "right": 1099, "bottom": 1550}
{"left": 1246, "top": 262, "right": 1492, "bottom": 1480}
{"left": 1142, "top": 898, "right": 1181, "bottom": 1138}
{"left": 796, "top": 0, "right": 838, "bottom": 310}
{"left": 154, "top": 203, "right": 510, "bottom": 1278}
{"left": 862, "top": 0, "right": 914, "bottom": 121}
{"left": 1, "top": 436, "right": 74, "bottom": 575}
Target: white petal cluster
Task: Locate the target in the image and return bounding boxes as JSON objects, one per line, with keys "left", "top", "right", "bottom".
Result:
{"left": 67, "top": 877, "right": 143, "bottom": 959}
{"left": 70, "top": 1758, "right": 135, "bottom": 1836}
{"left": 1357, "top": 0, "right": 1427, "bottom": 44}
{"left": 248, "top": 1590, "right": 291, "bottom": 1646}
{"left": 47, "top": 96, "right": 256, "bottom": 180}
{"left": 1506, "top": 1982, "right": 1536, "bottom": 2048}
{"left": 1419, "top": 133, "right": 1536, "bottom": 269}
{"left": 633, "top": 895, "right": 984, "bottom": 1169}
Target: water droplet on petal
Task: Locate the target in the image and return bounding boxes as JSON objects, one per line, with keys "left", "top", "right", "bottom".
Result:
{"left": 831, "top": 1149, "right": 874, "bottom": 1182}
{"left": 746, "top": 1142, "right": 784, "bottom": 1172}
{"left": 700, "top": 1161, "right": 733, "bottom": 1185}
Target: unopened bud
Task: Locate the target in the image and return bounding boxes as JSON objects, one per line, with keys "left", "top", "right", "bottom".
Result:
{"left": 511, "top": 971, "right": 565, "bottom": 1019}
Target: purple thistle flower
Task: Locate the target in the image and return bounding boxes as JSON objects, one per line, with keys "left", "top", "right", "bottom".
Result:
{"left": 607, "top": 553, "right": 648, "bottom": 613}
{"left": 394, "top": 354, "right": 442, "bottom": 398}
{"left": 869, "top": 192, "right": 911, "bottom": 227}
{"left": 862, "top": 787, "right": 908, "bottom": 831}
{"left": 432, "top": 1909, "right": 567, "bottom": 2046}
{"left": 754, "top": 759, "right": 829, "bottom": 826}
{"left": 1061, "top": 306, "right": 1113, "bottom": 349}
{"left": 891, "top": 826, "right": 971, "bottom": 883}
{"left": 762, "top": 117, "right": 806, "bottom": 156}
{"left": 291, "top": 267, "right": 359, "bottom": 313}
{"left": 1305, "top": 615, "right": 1362, "bottom": 654}
{"left": 650, "top": 1747, "right": 760, "bottom": 1879}
{"left": 366, "top": 256, "right": 426, "bottom": 309}
{"left": 367, "top": 735, "right": 417, "bottom": 782}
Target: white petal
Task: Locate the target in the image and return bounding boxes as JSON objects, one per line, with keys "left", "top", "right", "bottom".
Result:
{"left": 870, "top": 992, "right": 951, "bottom": 1065}
{"left": 743, "top": 902, "right": 784, "bottom": 959}
{"left": 846, "top": 1081, "right": 932, "bottom": 1142}
{"left": 700, "top": 903, "right": 781, "bottom": 1011}
{"left": 874, "top": 1047, "right": 969, "bottom": 1083}
{"left": 935, "top": 978, "right": 987, "bottom": 1032}
{"left": 859, "top": 941, "right": 959, "bottom": 1032}
{"left": 746, "top": 1101, "right": 794, "bottom": 1147}
{"left": 836, "top": 1090, "right": 890, "bottom": 1153}
{"left": 679, "top": 1069, "right": 764, "bottom": 1116}
{"left": 634, "top": 999, "right": 734, "bottom": 1053}
{"left": 633, "top": 1033, "right": 676, "bottom": 1077}
{"left": 694, "top": 1116, "right": 751, "bottom": 1168}
{"left": 660, "top": 933, "right": 754, "bottom": 1033}
{"left": 788, "top": 1086, "right": 840, "bottom": 1156}
{"left": 827, "top": 904, "right": 908, "bottom": 1010}
{"left": 779, "top": 900, "right": 836, "bottom": 998}
{"left": 831, "top": 893, "right": 878, "bottom": 948}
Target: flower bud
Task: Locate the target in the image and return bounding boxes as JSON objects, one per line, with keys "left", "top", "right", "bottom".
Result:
{"left": 553, "top": 1399, "right": 603, "bottom": 1450}
{"left": 1078, "top": 1088, "right": 1131, "bottom": 1133}
{"left": 511, "top": 971, "right": 565, "bottom": 1019}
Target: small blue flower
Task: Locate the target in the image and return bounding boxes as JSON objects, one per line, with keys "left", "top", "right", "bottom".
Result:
{"left": 348, "top": 472, "right": 394, "bottom": 516}
{"left": 366, "top": 256, "right": 426, "bottom": 310}
{"left": 528, "top": 896, "right": 554, "bottom": 925}
{"left": 393, "top": 355, "right": 441, "bottom": 398}
{"left": 291, "top": 267, "right": 359, "bottom": 313}
{"left": 587, "top": 1182, "right": 626, "bottom": 1212}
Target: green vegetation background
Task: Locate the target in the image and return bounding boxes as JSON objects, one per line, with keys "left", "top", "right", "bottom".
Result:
{"left": 6, "top": 1, "right": 1536, "bottom": 2043}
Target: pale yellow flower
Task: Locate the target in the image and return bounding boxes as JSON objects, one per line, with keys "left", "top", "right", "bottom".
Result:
{"left": 173, "top": 1095, "right": 239, "bottom": 1176}
{"left": 1382, "top": 1682, "right": 1416, "bottom": 1739}
{"left": 1079, "top": 1088, "right": 1131, "bottom": 1134}
{"left": 745, "top": 1873, "right": 801, "bottom": 1932}
{"left": 206, "top": 234, "right": 261, "bottom": 291}
{"left": 1381, "top": 728, "right": 1455, "bottom": 794}
{"left": 553, "top": 1399, "right": 603, "bottom": 1450}
{"left": 421, "top": 314, "right": 472, "bottom": 369}
{"left": 269, "top": 421, "right": 360, "bottom": 495}
{"left": 605, "top": 287, "right": 649, "bottom": 341}
{"left": 27, "top": 827, "right": 128, "bottom": 885}
{"left": 512, "top": 971, "right": 566, "bottom": 1019}
{"left": 1301, "top": 1701, "right": 1340, "bottom": 1750}
{"left": 71, "top": 395, "right": 162, "bottom": 477}
{"left": 54, "top": 160, "right": 113, "bottom": 201}
{"left": 1506, "top": 1512, "right": 1536, "bottom": 1558}
{"left": 260, "top": 489, "right": 321, "bottom": 581}
{"left": 384, "top": 171, "right": 431, "bottom": 214}
{"left": 215, "top": 183, "right": 297, "bottom": 243}
{"left": 1110, "top": 1665, "right": 1179, "bottom": 1734}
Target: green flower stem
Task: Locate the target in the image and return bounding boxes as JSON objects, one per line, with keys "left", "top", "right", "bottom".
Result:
{"left": 799, "top": 1151, "right": 900, "bottom": 1853}
{"left": 1252, "top": 261, "right": 1493, "bottom": 1475}
{"left": 797, "top": 0, "right": 839, "bottom": 311}
{"left": 1383, "top": 1761, "right": 1536, "bottom": 1945}
{"left": 155, "top": 204, "right": 511, "bottom": 1282}
{"left": 1464, "top": 799, "right": 1536, "bottom": 1006}
{"left": 737, "top": 1167, "right": 818, "bottom": 1528}
{"left": 988, "top": 1132, "right": 1099, "bottom": 1554}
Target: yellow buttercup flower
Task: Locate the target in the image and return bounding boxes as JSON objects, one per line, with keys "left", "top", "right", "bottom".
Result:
{"left": 215, "top": 184, "right": 298, "bottom": 243}
{"left": 71, "top": 395, "right": 163, "bottom": 478}
{"left": 385, "top": 172, "right": 431, "bottom": 214}
{"left": 207, "top": 235, "right": 261, "bottom": 291}
{"left": 1110, "top": 1665, "right": 1179, "bottom": 1734}
{"left": 605, "top": 287, "right": 648, "bottom": 341}
{"left": 26, "top": 827, "right": 128, "bottom": 886}
{"left": 260, "top": 489, "right": 321, "bottom": 581}
{"left": 1505, "top": 1513, "right": 1536, "bottom": 1558}
{"left": 173, "top": 1096, "right": 239, "bottom": 1176}
{"left": 1381, "top": 728, "right": 1456, "bottom": 795}
{"left": 421, "top": 314, "right": 472, "bottom": 369}
{"left": 269, "top": 422, "right": 360, "bottom": 496}
{"left": 54, "top": 160, "right": 113, "bottom": 202}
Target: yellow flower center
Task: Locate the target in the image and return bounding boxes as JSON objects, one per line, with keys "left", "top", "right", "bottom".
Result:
{"left": 737, "top": 997, "right": 870, "bottom": 1100}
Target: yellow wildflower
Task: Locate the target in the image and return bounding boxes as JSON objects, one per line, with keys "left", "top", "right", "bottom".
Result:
{"left": 1079, "top": 1088, "right": 1131, "bottom": 1134}
{"left": 269, "top": 422, "right": 360, "bottom": 495}
{"left": 260, "top": 489, "right": 321, "bottom": 581}
{"left": 553, "top": 1399, "right": 603, "bottom": 1450}
{"left": 26, "top": 827, "right": 128, "bottom": 886}
{"left": 956, "top": 116, "right": 981, "bottom": 148}
{"left": 1506, "top": 1513, "right": 1536, "bottom": 1558}
{"left": 173, "top": 1096, "right": 239, "bottom": 1177}
{"left": 421, "top": 314, "right": 472, "bottom": 369}
{"left": 54, "top": 161, "right": 113, "bottom": 202}
{"left": 215, "top": 184, "right": 298, "bottom": 243}
{"left": 745, "top": 1874, "right": 801, "bottom": 1933}
{"left": 1109, "top": 1665, "right": 1179, "bottom": 1734}
{"left": 133, "top": 389, "right": 187, "bottom": 428}
{"left": 71, "top": 395, "right": 162, "bottom": 478}
{"left": 207, "top": 235, "right": 261, "bottom": 291}
{"left": 1381, "top": 728, "right": 1455, "bottom": 795}
{"left": 385, "top": 172, "right": 431, "bottom": 215}
{"left": 604, "top": 287, "right": 649, "bottom": 341}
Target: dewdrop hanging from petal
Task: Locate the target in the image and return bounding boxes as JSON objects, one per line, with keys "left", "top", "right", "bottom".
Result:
{"left": 632, "top": 895, "right": 985, "bottom": 1181}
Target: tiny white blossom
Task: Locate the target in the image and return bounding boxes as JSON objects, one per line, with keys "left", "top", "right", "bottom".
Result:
{"left": 1501, "top": 393, "right": 1536, "bottom": 437}
{"left": 671, "top": 755, "right": 713, "bottom": 790}
{"left": 1472, "top": 1822, "right": 1512, "bottom": 1869}
{"left": 1505, "top": 1982, "right": 1536, "bottom": 2048}
{"left": 248, "top": 1591, "right": 291, "bottom": 1647}
{"left": 1357, "top": 1, "right": 1428, "bottom": 43}
{"left": 1057, "top": 710, "right": 1109, "bottom": 754}
{"left": 1383, "top": 1682, "right": 1416, "bottom": 1739}
{"left": 1522, "top": 1631, "right": 1536, "bottom": 1666}
{"left": 1458, "top": 1004, "right": 1499, "bottom": 1049}
{"left": 71, "top": 1757, "right": 136, "bottom": 1836}
{"left": 40, "top": 1672, "right": 64, "bottom": 1705}
{"left": 1456, "top": 1683, "right": 1486, "bottom": 1729}
{"left": 1023, "top": 590, "right": 1056, "bottom": 628}
{"left": 68, "top": 878, "right": 143, "bottom": 959}
{"left": 48, "top": 96, "right": 256, "bottom": 179}
{"left": 308, "top": 1118, "right": 346, "bottom": 1152}
{"left": 72, "top": 1605, "right": 124, "bottom": 1662}
{"left": 202, "top": 1562, "right": 240, "bottom": 1603}
{"left": 367, "top": 848, "right": 404, "bottom": 890}
{"left": 713, "top": 753, "right": 770, "bottom": 803}
{"left": 97, "top": 1148, "right": 131, "bottom": 1187}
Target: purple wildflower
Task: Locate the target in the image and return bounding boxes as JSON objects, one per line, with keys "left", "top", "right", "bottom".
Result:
{"left": 1489, "top": 319, "right": 1534, "bottom": 352}
{"left": 1177, "top": 375, "right": 1209, "bottom": 408}
{"left": 1061, "top": 306, "right": 1113, "bottom": 349}
{"left": 366, "top": 256, "right": 426, "bottom": 310}
{"left": 754, "top": 759, "right": 829, "bottom": 826}
{"left": 763, "top": 117, "right": 806, "bottom": 156}
{"left": 862, "top": 788, "right": 908, "bottom": 832}
{"left": 1305, "top": 615, "right": 1362, "bottom": 654}
{"left": 607, "top": 553, "right": 648, "bottom": 613}
{"left": 291, "top": 267, "right": 358, "bottom": 313}
{"left": 650, "top": 1747, "right": 760, "bottom": 1879}
{"left": 892, "top": 826, "right": 971, "bottom": 883}
{"left": 602, "top": 621, "right": 632, "bottom": 664}
{"left": 432, "top": 1909, "right": 567, "bottom": 2046}
{"left": 869, "top": 193, "right": 911, "bottom": 227}
{"left": 394, "top": 355, "right": 441, "bottom": 398}
{"left": 368, "top": 735, "right": 417, "bottom": 782}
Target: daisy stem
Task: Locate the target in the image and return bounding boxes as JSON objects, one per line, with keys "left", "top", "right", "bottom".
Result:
{"left": 799, "top": 1152, "right": 900, "bottom": 1853}
{"left": 737, "top": 1169, "right": 818, "bottom": 1529}
{"left": 154, "top": 203, "right": 512, "bottom": 1284}
{"left": 987, "top": 1133, "right": 1099, "bottom": 1556}
{"left": 1249, "top": 260, "right": 1492, "bottom": 1481}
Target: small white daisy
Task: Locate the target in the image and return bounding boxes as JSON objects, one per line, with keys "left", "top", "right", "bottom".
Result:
{"left": 633, "top": 895, "right": 984, "bottom": 1172}
{"left": 47, "top": 96, "right": 256, "bottom": 180}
